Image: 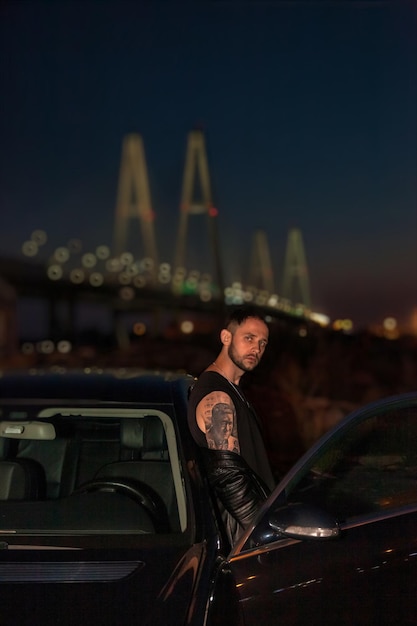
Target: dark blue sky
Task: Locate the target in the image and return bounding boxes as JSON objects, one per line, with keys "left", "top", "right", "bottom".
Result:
{"left": 1, "top": 0, "right": 416, "bottom": 330}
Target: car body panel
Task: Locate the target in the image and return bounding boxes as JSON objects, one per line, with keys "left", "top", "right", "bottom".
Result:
{"left": 0, "top": 542, "right": 204, "bottom": 625}
{"left": 229, "top": 392, "right": 417, "bottom": 625}
{"left": 230, "top": 508, "right": 417, "bottom": 625}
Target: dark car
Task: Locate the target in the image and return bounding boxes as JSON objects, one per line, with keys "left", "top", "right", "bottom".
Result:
{"left": 0, "top": 370, "right": 416, "bottom": 625}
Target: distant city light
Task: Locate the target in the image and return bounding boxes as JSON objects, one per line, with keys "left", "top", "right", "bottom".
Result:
{"left": 185, "top": 276, "right": 198, "bottom": 289}
{"left": 21, "top": 342, "right": 35, "bottom": 355}
{"left": 310, "top": 312, "right": 331, "bottom": 327}
{"left": 57, "top": 340, "right": 72, "bottom": 354}
{"left": 199, "top": 289, "right": 212, "bottom": 302}
{"left": 133, "top": 322, "right": 146, "bottom": 336}
{"left": 294, "top": 305, "right": 305, "bottom": 317}
{"left": 126, "top": 263, "right": 139, "bottom": 277}
{"left": 333, "top": 318, "right": 353, "bottom": 332}
{"left": 89, "top": 272, "right": 104, "bottom": 287}
{"left": 158, "top": 263, "right": 171, "bottom": 284}
{"left": 106, "top": 258, "right": 123, "bottom": 272}
{"left": 118, "top": 272, "right": 132, "bottom": 285}
{"left": 382, "top": 317, "right": 399, "bottom": 340}
{"left": 31, "top": 230, "right": 47, "bottom": 245}
{"left": 280, "top": 299, "right": 292, "bottom": 312}
{"left": 22, "top": 241, "right": 38, "bottom": 257}
{"left": 70, "top": 268, "right": 85, "bottom": 284}
{"left": 37, "top": 340, "right": 54, "bottom": 354}
{"left": 383, "top": 317, "right": 397, "bottom": 331}
{"left": 96, "top": 245, "right": 110, "bottom": 260}
{"left": 255, "top": 291, "right": 268, "bottom": 306}
{"left": 47, "top": 265, "right": 63, "bottom": 281}
{"left": 172, "top": 276, "right": 184, "bottom": 288}
{"left": 158, "top": 271, "right": 171, "bottom": 284}
{"left": 141, "top": 257, "right": 154, "bottom": 271}
{"left": 54, "top": 247, "right": 70, "bottom": 263}
{"left": 133, "top": 275, "right": 146, "bottom": 288}
{"left": 120, "top": 252, "right": 134, "bottom": 266}
{"left": 82, "top": 253, "right": 97, "bottom": 268}
{"left": 173, "top": 267, "right": 186, "bottom": 278}
{"left": 180, "top": 320, "right": 194, "bottom": 334}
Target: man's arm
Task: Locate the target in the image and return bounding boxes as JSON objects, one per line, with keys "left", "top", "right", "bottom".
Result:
{"left": 196, "top": 391, "right": 269, "bottom": 542}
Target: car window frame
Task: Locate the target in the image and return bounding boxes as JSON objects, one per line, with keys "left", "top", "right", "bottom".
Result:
{"left": 231, "top": 393, "right": 417, "bottom": 557}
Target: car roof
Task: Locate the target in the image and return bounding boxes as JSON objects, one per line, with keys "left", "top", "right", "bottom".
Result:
{"left": 0, "top": 369, "right": 195, "bottom": 405}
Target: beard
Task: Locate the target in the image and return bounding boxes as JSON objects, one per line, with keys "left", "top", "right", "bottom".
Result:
{"left": 228, "top": 342, "right": 259, "bottom": 373}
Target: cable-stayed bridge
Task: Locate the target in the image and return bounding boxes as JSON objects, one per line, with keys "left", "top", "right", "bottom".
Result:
{"left": 0, "top": 131, "right": 329, "bottom": 350}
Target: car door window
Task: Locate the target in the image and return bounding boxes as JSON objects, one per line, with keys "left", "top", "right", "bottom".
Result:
{"left": 284, "top": 404, "right": 417, "bottom": 522}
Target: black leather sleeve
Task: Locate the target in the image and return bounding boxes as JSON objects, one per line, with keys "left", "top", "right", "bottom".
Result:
{"left": 200, "top": 448, "right": 271, "bottom": 541}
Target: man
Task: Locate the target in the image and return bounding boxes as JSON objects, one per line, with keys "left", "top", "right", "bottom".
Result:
{"left": 188, "top": 306, "right": 275, "bottom": 544}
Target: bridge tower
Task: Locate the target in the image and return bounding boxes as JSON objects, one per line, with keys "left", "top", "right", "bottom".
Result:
{"left": 248, "top": 230, "right": 275, "bottom": 293}
{"left": 113, "top": 134, "right": 158, "bottom": 282}
{"left": 173, "top": 130, "right": 223, "bottom": 297}
{"left": 281, "top": 227, "right": 311, "bottom": 308}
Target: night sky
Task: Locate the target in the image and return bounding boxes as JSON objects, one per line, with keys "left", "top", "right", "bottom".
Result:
{"left": 1, "top": 0, "right": 416, "bottom": 331}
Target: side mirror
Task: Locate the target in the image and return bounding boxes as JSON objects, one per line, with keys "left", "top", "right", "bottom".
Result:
{"left": 268, "top": 502, "right": 340, "bottom": 540}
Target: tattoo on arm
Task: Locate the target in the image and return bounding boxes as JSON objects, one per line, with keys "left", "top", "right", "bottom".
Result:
{"left": 197, "top": 392, "right": 240, "bottom": 453}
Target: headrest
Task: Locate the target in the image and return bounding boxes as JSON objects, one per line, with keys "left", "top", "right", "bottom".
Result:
{"left": 121, "top": 417, "right": 167, "bottom": 459}
{"left": 0, "top": 459, "right": 46, "bottom": 500}
{"left": 120, "top": 419, "right": 144, "bottom": 451}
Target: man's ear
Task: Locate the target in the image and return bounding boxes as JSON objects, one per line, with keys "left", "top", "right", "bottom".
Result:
{"left": 220, "top": 329, "right": 231, "bottom": 345}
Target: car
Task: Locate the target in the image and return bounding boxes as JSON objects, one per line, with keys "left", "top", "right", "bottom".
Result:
{"left": 0, "top": 369, "right": 416, "bottom": 625}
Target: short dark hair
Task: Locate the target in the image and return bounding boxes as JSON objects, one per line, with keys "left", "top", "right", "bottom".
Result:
{"left": 225, "top": 306, "right": 267, "bottom": 331}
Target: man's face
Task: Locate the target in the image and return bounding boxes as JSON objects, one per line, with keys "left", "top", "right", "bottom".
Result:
{"left": 228, "top": 317, "right": 269, "bottom": 373}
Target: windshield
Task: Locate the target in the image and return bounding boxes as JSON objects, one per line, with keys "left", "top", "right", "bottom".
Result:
{"left": 0, "top": 407, "right": 187, "bottom": 539}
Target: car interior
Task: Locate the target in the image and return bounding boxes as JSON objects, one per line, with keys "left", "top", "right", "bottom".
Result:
{"left": 0, "top": 408, "right": 187, "bottom": 536}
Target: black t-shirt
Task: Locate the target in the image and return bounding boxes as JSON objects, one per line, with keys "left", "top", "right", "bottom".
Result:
{"left": 187, "top": 371, "right": 275, "bottom": 491}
